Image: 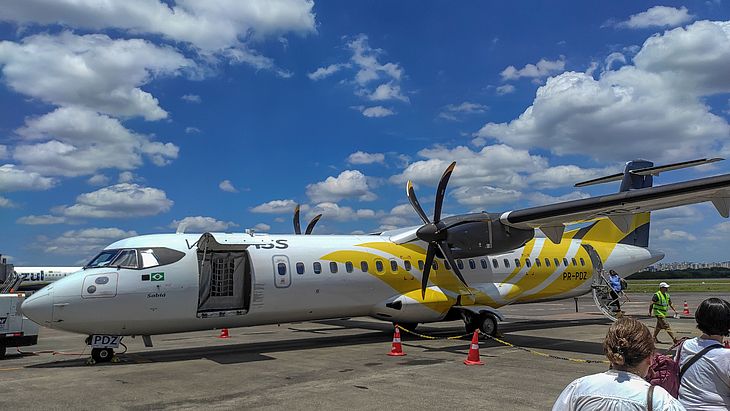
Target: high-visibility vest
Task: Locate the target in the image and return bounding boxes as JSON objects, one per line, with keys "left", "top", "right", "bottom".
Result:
{"left": 653, "top": 291, "right": 670, "bottom": 317}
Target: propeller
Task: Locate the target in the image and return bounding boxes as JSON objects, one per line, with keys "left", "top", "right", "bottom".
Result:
{"left": 406, "top": 161, "right": 469, "bottom": 298}
{"left": 293, "top": 204, "right": 322, "bottom": 235}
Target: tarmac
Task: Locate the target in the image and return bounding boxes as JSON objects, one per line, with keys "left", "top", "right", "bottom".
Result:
{"left": 0, "top": 292, "right": 723, "bottom": 410}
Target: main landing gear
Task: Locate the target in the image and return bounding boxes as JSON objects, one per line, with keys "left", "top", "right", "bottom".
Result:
{"left": 90, "top": 348, "right": 116, "bottom": 364}
{"left": 463, "top": 311, "right": 499, "bottom": 336}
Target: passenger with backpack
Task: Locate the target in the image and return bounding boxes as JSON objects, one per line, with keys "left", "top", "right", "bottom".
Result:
{"left": 553, "top": 317, "right": 684, "bottom": 410}
{"left": 676, "top": 298, "right": 730, "bottom": 410}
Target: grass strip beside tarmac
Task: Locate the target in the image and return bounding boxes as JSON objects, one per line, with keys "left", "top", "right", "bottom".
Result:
{"left": 625, "top": 279, "right": 730, "bottom": 293}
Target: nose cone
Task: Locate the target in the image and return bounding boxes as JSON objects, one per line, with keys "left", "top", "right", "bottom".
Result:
{"left": 21, "top": 290, "right": 53, "bottom": 326}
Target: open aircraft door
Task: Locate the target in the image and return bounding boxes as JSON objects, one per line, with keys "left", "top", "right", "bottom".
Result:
{"left": 195, "top": 233, "right": 252, "bottom": 318}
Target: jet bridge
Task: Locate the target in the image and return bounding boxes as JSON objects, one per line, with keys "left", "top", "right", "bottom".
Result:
{"left": 195, "top": 233, "right": 252, "bottom": 318}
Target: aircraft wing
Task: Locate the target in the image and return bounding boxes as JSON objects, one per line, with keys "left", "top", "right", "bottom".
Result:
{"left": 500, "top": 173, "right": 730, "bottom": 235}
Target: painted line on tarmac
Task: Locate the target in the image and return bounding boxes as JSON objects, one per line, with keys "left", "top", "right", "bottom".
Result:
{"left": 0, "top": 367, "right": 23, "bottom": 372}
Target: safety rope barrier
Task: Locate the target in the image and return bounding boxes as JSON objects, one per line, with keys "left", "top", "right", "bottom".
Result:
{"left": 394, "top": 324, "right": 610, "bottom": 365}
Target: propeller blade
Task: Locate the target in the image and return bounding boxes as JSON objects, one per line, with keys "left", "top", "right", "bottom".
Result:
{"left": 407, "top": 180, "right": 431, "bottom": 225}
{"left": 436, "top": 241, "right": 469, "bottom": 289}
{"left": 421, "top": 244, "right": 436, "bottom": 299}
{"left": 293, "top": 204, "right": 302, "bottom": 235}
{"left": 433, "top": 161, "right": 456, "bottom": 223}
{"left": 305, "top": 214, "right": 322, "bottom": 235}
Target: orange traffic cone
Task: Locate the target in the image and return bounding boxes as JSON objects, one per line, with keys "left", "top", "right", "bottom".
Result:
{"left": 724, "top": 339, "right": 729, "bottom": 349}
{"left": 387, "top": 326, "right": 406, "bottom": 356}
{"left": 219, "top": 328, "right": 230, "bottom": 339}
{"left": 682, "top": 301, "right": 690, "bottom": 315}
{"left": 464, "top": 330, "right": 484, "bottom": 365}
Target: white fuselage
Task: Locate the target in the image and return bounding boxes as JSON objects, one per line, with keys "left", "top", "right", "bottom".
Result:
{"left": 21, "top": 232, "right": 663, "bottom": 336}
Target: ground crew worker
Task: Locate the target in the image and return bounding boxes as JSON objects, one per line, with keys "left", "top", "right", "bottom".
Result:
{"left": 649, "top": 282, "right": 679, "bottom": 344}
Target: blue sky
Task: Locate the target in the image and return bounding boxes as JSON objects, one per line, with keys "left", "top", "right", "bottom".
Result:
{"left": 1, "top": 1, "right": 730, "bottom": 265}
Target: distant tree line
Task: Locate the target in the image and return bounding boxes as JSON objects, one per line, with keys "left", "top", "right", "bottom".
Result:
{"left": 627, "top": 267, "right": 730, "bottom": 280}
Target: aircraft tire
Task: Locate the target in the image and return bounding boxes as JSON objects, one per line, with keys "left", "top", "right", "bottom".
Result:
{"left": 91, "top": 347, "right": 114, "bottom": 363}
{"left": 478, "top": 313, "right": 498, "bottom": 336}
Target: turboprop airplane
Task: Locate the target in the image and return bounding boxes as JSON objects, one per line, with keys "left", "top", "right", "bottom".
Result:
{"left": 20, "top": 158, "right": 730, "bottom": 363}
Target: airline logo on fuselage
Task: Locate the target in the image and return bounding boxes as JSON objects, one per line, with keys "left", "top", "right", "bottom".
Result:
{"left": 251, "top": 240, "right": 289, "bottom": 250}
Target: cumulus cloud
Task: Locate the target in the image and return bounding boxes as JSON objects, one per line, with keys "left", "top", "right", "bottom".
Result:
{"left": 252, "top": 223, "right": 271, "bottom": 232}
{"left": 353, "top": 105, "right": 395, "bottom": 118}
{"left": 390, "top": 144, "right": 546, "bottom": 189}
{"left": 348, "top": 34, "right": 403, "bottom": 86}
{"left": 367, "top": 82, "right": 409, "bottom": 102}
{"left": 659, "top": 228, "right": 697, "bottom": 241}
{"left": 437, "top": 102, "right": 488, "bottom": 121}
{"left": 185, "top": 127, "right": 201, "bottom": 134}
{"left": 87, "top": 174, "right": 109, "bottom": 186}
{"left": 527, "top": 191, "right": 591, "bottom": 206}
{"left": 13, "top": 106, "right": 178, "bottom": 176}
{"left": 118, "top": 171, "right": 136, "bottom": 183}
{"left": 477, "top": 21, "right": 730, "bottom": 162}
{"left": 181, "top": 94, "right": 201, "bottom": 103}
{"left": 616, "top": 6, "right": 693, "bottom": 29}
{"left": 501, "top": 56, "right": 566, "bottom": 81}
{"left": 250, "top": 199, "right": 298, "bottom": 214}
{"left": 16, "top": 215, "right": 67, "bottom": 225}
{"left": 170, "top": 216, "right": 238, "bottom": 232}
{"left": 0, "top": 164, "right": 56, "bottom": 191}
{"left": 308, "top": 63, "right": 347, "bottom": 81}
{"left": 0, "top": 32, "right": 194, "bottom": 120}
{"left": 347, "top": 151, "right": 385, "bottom": 165}
{"left": 41, "top": 227, "right": 138, "bottom": 255}
{"left": 54, "top": 183, "right": 173, "bottom": 218}
{"left": 0, "top": 0, "right": 316, "bottom": 55}
{"left": 219, "top": 180, "right": 239, "bottom": 193}
{"left": 0, "top": 145, "right": 7, "bottom": 159}
{"left": 451, "top": 186, "right": 522, "bottom": 207}
{"left": 306, "top": 170, "right": 377, "bottom": 203}
{"left": 527, "top": 164, "right": 616, "bottom": 189}
{"left": 496, "top": 84, "right": 515, "bottom": 95}
{"left": 307, "top": 202, "right": 377, "bottom": 222}
{"left": 0, "top": 196, "right": 15, "bottom": 208}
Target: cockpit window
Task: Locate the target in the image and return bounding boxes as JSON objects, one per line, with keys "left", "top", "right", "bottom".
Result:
{"left": 85, "top": 249, "right": 120, "bottom": 268}
{"left": 112, "top": 249, "right": 139, "bottom": 268}
{"left": 85, "top": 247, "right": 185, "bottom": 270}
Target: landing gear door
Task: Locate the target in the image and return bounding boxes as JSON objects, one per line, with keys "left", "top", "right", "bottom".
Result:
{"left": 273, "top": 255, "right": 291, "bottom": 288}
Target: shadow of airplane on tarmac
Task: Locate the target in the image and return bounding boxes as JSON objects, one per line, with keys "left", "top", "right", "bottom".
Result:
{"left": 27, "top": 317, "right": 612, "bottom": 368}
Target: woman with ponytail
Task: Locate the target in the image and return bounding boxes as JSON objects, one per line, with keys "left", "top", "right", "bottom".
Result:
{"left": 553, "top": 317, "right": 684, "bottom": 410}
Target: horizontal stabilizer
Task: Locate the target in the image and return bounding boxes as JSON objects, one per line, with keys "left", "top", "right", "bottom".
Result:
{"left": 575, "top": 158, "right": 723, "bottom": 188}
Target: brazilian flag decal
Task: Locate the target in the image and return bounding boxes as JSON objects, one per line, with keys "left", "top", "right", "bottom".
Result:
{"left": 151, "top": 272, "right": 165, "bottom": 281}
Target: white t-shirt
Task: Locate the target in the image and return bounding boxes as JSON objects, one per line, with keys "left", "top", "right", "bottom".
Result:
{"left": 553, "top": 370, "right": 685, "bottom": 411}
{"left": 677, "top": 337, "right": 730, "bottom": 410}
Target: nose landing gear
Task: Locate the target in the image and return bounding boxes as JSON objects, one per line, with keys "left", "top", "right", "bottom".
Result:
{"left": 90, "top": 348, "right": 116, "bottom": 363}
{"left": 85, "top": 335, "right": 122, "bottom": 365}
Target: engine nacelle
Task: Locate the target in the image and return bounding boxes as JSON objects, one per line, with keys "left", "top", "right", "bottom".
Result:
{"left": 370, "top": 292, "right": 453, "bottom": 323}
{"left": 443, "top": 213, "right": 535, "bottom": 259}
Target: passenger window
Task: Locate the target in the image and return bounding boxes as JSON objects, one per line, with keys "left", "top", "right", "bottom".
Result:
{"left": 139, "top": 249, "right": 159, "bottom": 268}
{"left": 545, "top": 258, "right": 551, "bottom": 267}
{"left": 571, "top": 258, "right": 577, "bottom": 266}
{"left": 296, "top": 262, "right": 305, "bottom": 275}
{"left": 492, "top": 259, "right": 498, "bottom": 269}
{"left": 147, "top": 247, "right": 185, "bottom": 266}
{"left": 563, "top": 258, "right": 568, "bottom": 267}
{"left": 330, "top": 262, "right": 338, "bottom": 273}
{"left": 515, "top": 259, "right": 521, "bottom": 268}
{"left": 112, "top": 249, "right": 138, "bottom": 269}
{"left": 418, "top": 260, "right": 424, "bottom": 271}
{"left": 390, "top": 260, "right": 398, "bottom": 273}
{"left": 376, "top": 260, "right": 384, "bottom": 272}
{"left": 580, "top": 258, "right": 585, "bottom": 266}
{"left": 554, "top": 258, "right": 560, "bottom": 267}
{"left": 404, "top": 260, "right": 412, "bottom": 271}
{"left": 345, "top": 261, "right": 353, "bottom": 273}
{"left": 535, "top": 259, "right": 541, "bottom": 267}
{"left": 313, "top": 262, "right": 322, "bottom": 274}
{"left": 457, "top": 260, "right": 464, "bottom": 270}
{"left": 525, "top": 259, "right": 531, "bottom": 268}
{"left": 481, "top": 259, "right": 488, "bottom": 269}
{"left": 469, "top": 259, "right": 476, "bottom": 270}
{"left": 361, "top": 261, "right": 369, "bottom": 272}
{"left": 503, "top": 259, "right": 510, "bottom": 268}
{"left": 277, "top": 263, "right": 287, "bottom": 276}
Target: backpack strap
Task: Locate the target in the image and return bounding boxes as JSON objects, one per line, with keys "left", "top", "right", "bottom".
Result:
{"left": 679, "top": 344, "right": 723, "bottom": 380}
{"left": 647, "top": 384, "right": 655, "bottom": 411}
